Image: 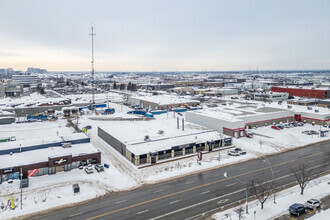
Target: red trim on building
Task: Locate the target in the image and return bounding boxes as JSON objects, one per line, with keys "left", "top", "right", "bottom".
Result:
{"left": 223, "top": 127, "right": 245, "bottom": 131}
{"left": 300, "top": 117, "right": 330, "bottom": 122}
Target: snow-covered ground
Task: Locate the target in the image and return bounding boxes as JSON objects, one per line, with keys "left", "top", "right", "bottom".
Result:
{"left": 307, "top": 208, "right": 330, "bottom": 220}
{"left": 1, "top": 102, "right": 329, "bottom": 219}
{"left": 0, "top": 118, "right": 74, "bottom": 141}
{"left": 213, "top": 174, "right": 330, "bottom": 220}
{"left": 0, "top": 155, "right": 136, "bottom": 220}
{"left": 234, "top": 123, "right": 330, "bottom": 154}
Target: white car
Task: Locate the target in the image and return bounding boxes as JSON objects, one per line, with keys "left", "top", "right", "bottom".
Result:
{"left": 84, "top": 164, "right": 94, "bottom": 174}
{"left": 305, "top": 199, "right": 322, "bottom": 209}
{"left": 228, "top": 150, "right": 240, "bottom": 156}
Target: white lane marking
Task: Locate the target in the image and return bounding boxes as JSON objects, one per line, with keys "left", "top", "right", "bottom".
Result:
{"left": 150, "top": 189, "right": 245, "bottom": 220}
{"left": 214, "top": 173, "right": 222, "bottom": 177}
{"left": 137, "top": 210, "right": 149, "bottom": 215}
{"left": 186, "top": 181, "right": 194, "bottom": 184}
{"left": 273, "top": 170, "right": 280, "bottom": 174}
{"left": 226, "top": 183, "right": 237, "bottom": 187}
{"left": 153, "top": 189, "right": 163, "bottom": 193}
{"left": 200, "top": 191, "right": 210, "bottom": 195}
{"left": 115, "top": 200, "right": 126, "bottom": 204}
{"left": 217, "top": 199, "right": 229, "bottom": 204}
{"left": 152, "top": 163, "right": 326, "bottom": 220}
{"left": 69, "top": 212, "right": 83, "bottom": 217}
{"left": 169, "top": 200, "right": 181, "bottom": 204}
{"left": 309, "top": 159, "right": 315, "bottom": 163}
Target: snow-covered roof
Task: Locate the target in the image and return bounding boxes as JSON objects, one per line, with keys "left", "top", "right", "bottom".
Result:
{"left": 0, "top": 143, "right": 99, "bottom": 168}
{"left": 99, "top": 118, "right": 225, "bottom": 155}
{"left": 190, "top": 100, "right": 330, "bottom": 122}
{"left": 0, "top": 133, "right": 88, "bottom": 152}
{"left": 130, "top": 94, "right": 199, "bottom": 105}
{"left": 127, "top": 130, "right": 222, "bottom": 155}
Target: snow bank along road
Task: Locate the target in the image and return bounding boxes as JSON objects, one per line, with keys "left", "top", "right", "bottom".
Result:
{"left": 32, "top": 141, "right": 330, "bottom": 220}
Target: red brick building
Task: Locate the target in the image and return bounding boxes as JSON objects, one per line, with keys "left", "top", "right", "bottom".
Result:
{"left": 271, "top": 86, "right": 330, "bottom": 99}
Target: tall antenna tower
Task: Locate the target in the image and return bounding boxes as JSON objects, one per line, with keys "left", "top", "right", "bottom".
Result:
{"left": 89, "top": 26, "right": 96, "bottom": 110}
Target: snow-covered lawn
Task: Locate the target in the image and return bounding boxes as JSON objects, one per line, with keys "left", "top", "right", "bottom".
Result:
{"left": 213, "top": 174, "right": 330, "bottom": 220}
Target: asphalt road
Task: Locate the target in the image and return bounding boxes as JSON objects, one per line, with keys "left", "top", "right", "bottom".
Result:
{"left": 33, "top": 141, "right": 330, "bottom": 220}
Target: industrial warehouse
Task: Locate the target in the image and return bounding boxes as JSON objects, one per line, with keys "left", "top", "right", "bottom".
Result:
{"left": 98, "top": 118, "right": 232, "bottom": 166}
{"left": 0, "top": 133, "right": 101, "bottom": 184}
{"left": 127, "top": 93, "right": 200, "bottom": 110}
{"left": 186, "top": 100, "right": 330, "bottom": 138}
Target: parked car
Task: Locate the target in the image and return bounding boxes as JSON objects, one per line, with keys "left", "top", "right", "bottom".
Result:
{"left": 276, "top": 124, "right": 284, "bottom": 129}
{"left": 234, "top": 148, "right": 246, "bottom": 155}
{"left": 289, "top": 203, "right": 306, "bottom": 216}
{"left": 271, "top": 126, "right": 281, "bottom": 130}
{"left": 284, "top": 124, "right": 291, "bottom": 128}
{"left": 302, "top": 131, "right": 310, "bottom": 135}
{"left": 227, "top": 150, "right": 240, "bottom": 156}
{"left": 245, "top": 132, "right": 253, "bottom": 138}
{"left": 95, "top": 164, "right": 104, "bottom": 172}
{"left": 305, "top": 199, "right": 322, "bottom": 209}
{"left": 309, "top": 130, "right": 319, "bottom": 135}
{"left": 297, "top": 122, "right": 304, "bottom": 127}
{"left": 85, "top": 164, "right": 93, "bottom": 174}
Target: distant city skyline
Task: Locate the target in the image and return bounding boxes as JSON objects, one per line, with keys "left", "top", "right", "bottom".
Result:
{"left": 0, "top": 0, "right": 329, "bottom": 72}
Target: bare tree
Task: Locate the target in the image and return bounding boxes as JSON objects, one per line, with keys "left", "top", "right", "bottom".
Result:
{"left": 234, "top": 206, "right": 244, "bottom": 220}
{"left": 251, "top": 177, "right": 272, "bottom": 209}
{"left": 291, "top": 162, "right": 313, "bottom": 195}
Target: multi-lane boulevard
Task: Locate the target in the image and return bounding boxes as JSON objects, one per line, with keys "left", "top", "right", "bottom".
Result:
{"left": 34, "top": 141, "right": 330, "bottom": 220}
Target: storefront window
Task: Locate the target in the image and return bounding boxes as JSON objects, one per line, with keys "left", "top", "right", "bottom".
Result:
{"left": 48, "top": 167, "right": 56, "bottom": 175}
{"left": 64, "top": 164, "right": 71, "bottom": 171}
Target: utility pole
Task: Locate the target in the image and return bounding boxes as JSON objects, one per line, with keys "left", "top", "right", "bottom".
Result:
{"left": 89, "top": 26, "right": 96, "bottom": 111}
{"left": 20, "top": 167, "right": 23, "bottom": 209}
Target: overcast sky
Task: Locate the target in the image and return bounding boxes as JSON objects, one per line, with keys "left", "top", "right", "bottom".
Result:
{"left": 0, "top": 0, "right": 329, "bottom": 71}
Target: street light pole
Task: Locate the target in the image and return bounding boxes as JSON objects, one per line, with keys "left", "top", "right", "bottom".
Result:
{"left": 20, "top": 167, "right": 23, "bottom": 210}
{"left": 224, "top": 172, "right": 248, "bottom": 214}
{"left": 233, "top": 176, "right": 249, "bottom": 214}
{"left": 218, "top": 139, "right": 221, "bottom": 162}
{"left": 262, "top": 156, "right": 276, "bottom": 204}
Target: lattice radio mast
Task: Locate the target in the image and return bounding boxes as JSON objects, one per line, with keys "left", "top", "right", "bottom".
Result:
{"left": 89, "top": 26, "right": 96, "bottom": 110}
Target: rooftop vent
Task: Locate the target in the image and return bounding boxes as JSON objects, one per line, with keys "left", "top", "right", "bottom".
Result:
{"left": 315, "top": 109, "right": 319, "bottom": 112}
{"left": 62, "top": 142, "right": 72, "bottom": 148}
{"left": 144, "top": 135, "right": 150, "bottom": 141}
{"left": 307, "top": 107, "right": 313, "bottom": 110}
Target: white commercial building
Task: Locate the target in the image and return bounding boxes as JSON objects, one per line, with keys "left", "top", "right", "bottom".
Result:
{"left": 185, "top": 101, "right": 330, "bottom": 138}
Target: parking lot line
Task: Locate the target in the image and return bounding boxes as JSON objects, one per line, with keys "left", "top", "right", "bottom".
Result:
{"left": 285, "top": 214, "right": 297, "bottom": 220}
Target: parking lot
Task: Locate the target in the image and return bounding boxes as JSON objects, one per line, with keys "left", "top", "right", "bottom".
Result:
{"left": 274, "top": 195, "right": 330, "bottom": 220}
{"left": 235, "top": 123, "right": 330, "bottom": 155}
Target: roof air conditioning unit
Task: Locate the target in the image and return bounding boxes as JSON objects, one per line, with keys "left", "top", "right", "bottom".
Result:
{"left": 315, "top": 109, "right": 319, "bottom": 112}
{"left": 62, "top": 142, "right": 72, "bottom": 148}
{"left": 144, "top": 135, "right": 150, "bottom": 141}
